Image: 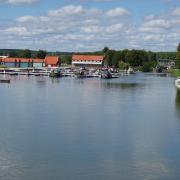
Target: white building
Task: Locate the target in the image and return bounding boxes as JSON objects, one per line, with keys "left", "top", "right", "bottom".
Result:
{"left": 72, "top": 55, "right": 104, "bottom": 68}
{"left": 0, "top": 56, "right": 8, "bottom": 59}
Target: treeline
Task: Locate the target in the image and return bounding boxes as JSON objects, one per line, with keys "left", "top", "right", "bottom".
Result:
{"left": 0, "top": 48, "right": 177, "bottom": 69}
{"left": 102, "top": 47, "right": 176, "bottom": 68}
{"left": 0, "top": 49, "right": 48, "bottom": 59}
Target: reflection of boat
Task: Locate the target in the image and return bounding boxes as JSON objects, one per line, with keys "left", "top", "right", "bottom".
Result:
{"left": 175, "top": 90, "right": 180, "bottom": 119}
{"left": 0, "top": 79, "right": 10, "bottom": 83}
{"left": 49, "top": 68, "right": 61, "bottom": 78}
{"left": 101, "top": 70, "right": 112, "bottom": 79}
{"left": 175, "top": 77, "right": 180, "bottom": 90}
{"left": 176, "top": 90, "right": 180, "bottom": 106}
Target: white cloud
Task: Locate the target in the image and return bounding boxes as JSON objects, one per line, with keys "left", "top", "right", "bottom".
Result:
{"left": 106, "top": 23, "right": 123, "bottom": 33}
{"left": 5, "top": 26, "right": 29, "bottom": 35}
{"left": 16, "top": 16, "right": 34, "bottom": 22}
{"left": 81, "top": 25, "right": 102, "bottom": 33}
{"left": 2, "top": 0, "right": 38, "bottom": 5}
{"left": 139, "top": 19, "right": 171, "bottom": 32}
{"left": 172, "top": 8, "right": 180, "bottom": 16}
{"left": 0, "top": 5, "right": 180, "bottom": 51}
{"left": 106, "top": 8, "right": 130, "bottom": 17}
{"left": 48, "top": 5, "right": 84, "bottom": 17}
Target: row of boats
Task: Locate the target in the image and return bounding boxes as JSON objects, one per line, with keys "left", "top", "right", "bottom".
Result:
{"left": 0, "top": 67, "right": 132, "bottom": 81}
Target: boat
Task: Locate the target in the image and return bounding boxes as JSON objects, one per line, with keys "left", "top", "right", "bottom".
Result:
{"left": 175, "top": 77, "right": 180, "bottom": 90}
{"left": 75, "top": 68, "right": 87, "bottom": 78}
{"left": 127, "top": 67, "right": 135, "bottom": 74}
{"left": 101, "top": 70, "right": 112, "bottom": 79}
{"left": 49, "top": 68, "right": 61, "bottom": 78}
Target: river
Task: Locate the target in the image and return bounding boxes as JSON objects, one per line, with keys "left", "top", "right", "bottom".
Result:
{"left": 0, "top": 73, "right": 180, "bottom": 180}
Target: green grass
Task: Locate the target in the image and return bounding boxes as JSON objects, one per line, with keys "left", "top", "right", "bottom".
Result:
{"left": 0, "top": 65, "right": 7, "bottom": 68}
{"left": 169, "top": 69, "right": 180, "bottom": 77}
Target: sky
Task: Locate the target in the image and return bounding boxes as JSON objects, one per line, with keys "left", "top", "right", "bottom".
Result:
{"left": 0, "top": 0, "right": 180, "bottom": 52}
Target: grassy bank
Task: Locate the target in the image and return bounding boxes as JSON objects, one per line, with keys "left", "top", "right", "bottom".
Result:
{"left": 169, "top": 69, "right": 180, "bottom": 77}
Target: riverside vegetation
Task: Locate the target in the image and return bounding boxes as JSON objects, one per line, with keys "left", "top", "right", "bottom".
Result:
{"left": 0, "top": 44, "right": 180, "bottom": 74}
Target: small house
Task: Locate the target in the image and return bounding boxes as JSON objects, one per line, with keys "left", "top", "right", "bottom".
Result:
{"left": 44, "top": 56, "right": 60, "bottom": 68}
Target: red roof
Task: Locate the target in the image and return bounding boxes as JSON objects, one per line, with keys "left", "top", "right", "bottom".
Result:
{"left": 45, "top": 56, "right": 59, "bottom": 65}
{"left": 72, "top": 55, "right": 104, "bottom": 61}
{"left": 3, "top": 58, "right": 44, "bottom": 63}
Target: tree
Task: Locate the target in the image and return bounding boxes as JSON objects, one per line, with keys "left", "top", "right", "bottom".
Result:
{"left": 176, "top": 43, "right": 180, "bottom": 69}
{"left": 102, "top": 47, "right": 109, "bottom": 54}
{"left": 142, "top": 62, "right": 154, "bottom": 72}
{"left": 61, "top": 56, "right": 72, "bottom": 65}
{"left": 112, "top": 52, "right": 121, "bottom": 68}
{"left": 118, "top": 61, "right": 129, "bottom": 70}
{"left": 176, "top": 53, "right": 180, "bottom": 69}
{"left": 36, "top": 50, "right": 47, "bottom": 59}
{"left": 18, "top": 49, "right": 31, "bottom": 58}
{"left": 9, "top": 51, "right": 18, "bottom": 57}
{"left": 177, "top": 43, "right": 180, "bottom": 52}
{"left": 104, "top": 50, "right": 115, "bottom": 66}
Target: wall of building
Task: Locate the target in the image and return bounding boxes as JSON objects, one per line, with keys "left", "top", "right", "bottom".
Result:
{"left": 4, "top": 62, "right": 15, "bottom": 67}
{"left": 33, "top": 63, "right": 44, "bottom": 68}
{"left": 20, "top": 62, "right": 29, "bottom": 68}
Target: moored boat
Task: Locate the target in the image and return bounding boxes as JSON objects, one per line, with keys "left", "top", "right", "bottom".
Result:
{"left": 127, "top": 67, "right": 135, "bottom": 74}
{"left": 175, "top": 77, "right": 180, "bottom": 90}
{"left": 49, "top": 68, "right": 61, "bottom": 78}
{"left": 101, "top": 70, "right": 112, "bottom": 79}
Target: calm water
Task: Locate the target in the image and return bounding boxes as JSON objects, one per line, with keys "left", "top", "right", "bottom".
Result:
{"left": 0, "top": 73, "right": 180, "bottom": 180}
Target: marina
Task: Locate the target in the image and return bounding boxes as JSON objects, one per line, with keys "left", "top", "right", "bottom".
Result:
{"left": 0, "top": 67, "right": 123, "bottom": 78}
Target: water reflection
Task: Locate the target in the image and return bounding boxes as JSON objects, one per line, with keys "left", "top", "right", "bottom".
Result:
{"left": 102, "top": 82, "right": 145, "bottom": 90}
{"left": 175, "top": 90, "right": 180, "bottom": 118}
{"left": 36, "top": 77, "right": 47, "bottom": 86}
{"left": 50, "top": 78, "right": 60, "bottom": 84}
{"left": 0, "top": 74, "right": 180, "bottom": 180}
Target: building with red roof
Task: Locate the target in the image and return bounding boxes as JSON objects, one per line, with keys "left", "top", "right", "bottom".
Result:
{"left": 1, "top": 58, "right": 44, "bottom": 68}
{"left": 72, "top": 55, "right": 104, "bottom": 68}
{"left": 0, "top": 56, "right": 60, "bottom": 68}
{"left": 44, "top": 56, "right": 60, "bottom": 67}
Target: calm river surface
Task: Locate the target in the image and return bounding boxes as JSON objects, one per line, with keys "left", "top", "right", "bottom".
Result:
{"left": 0, "top": 73, "right": 180, "bottom": 180}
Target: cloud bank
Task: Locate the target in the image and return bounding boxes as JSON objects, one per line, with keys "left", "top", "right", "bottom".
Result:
{"left": 0, "top": 5, "right": 180, "bottom": 51}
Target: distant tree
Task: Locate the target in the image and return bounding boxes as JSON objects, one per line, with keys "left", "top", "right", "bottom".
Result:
{"left": 142, "top": 62, "right": 153, "bottom": 72}
{"left": 177, "top": 43, "right": 180, "bottom": 52}
{"left": 118, "top": 61, "right": 129, "bottom": 70}
{"left": 176, "top": 44, "right": 180, "bottom": 69}
{"left": 61, "top": 56, "right": 72, "bottom": 65}
{"left": 112, "top": 52, "right": 122, "bottom": 68}
{"left": 18, "top": 49, "right": 31, "bottom": 58}
{"left": 102, "top": 47, "right": 109, "bottom": 54}
{"left": 36, "top": 50, "right": 47, "bottom": 59}
{"left": 105, "top": 50, "right": 116, "bottom": 66}
{"left": 9, "top": 51, "right": 18, "bottom": 57}
{"left": 176, "top": 53, "right": 180, "bottom": 69}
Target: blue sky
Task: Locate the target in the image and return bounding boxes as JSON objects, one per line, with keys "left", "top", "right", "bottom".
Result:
{"left": 0, "top": 0, "right": 180, "bottom": 51}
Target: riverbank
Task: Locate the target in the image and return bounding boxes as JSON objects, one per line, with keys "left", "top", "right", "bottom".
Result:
{"left": 169, "top": 69, "right": 180, "bottom": 77}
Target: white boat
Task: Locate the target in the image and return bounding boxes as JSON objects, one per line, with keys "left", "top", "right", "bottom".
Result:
{"left": 175, "top": 77, "right": 180, "bottom": 90}
{"left": 127, "top": 67, "right": 135, "bottom": 74}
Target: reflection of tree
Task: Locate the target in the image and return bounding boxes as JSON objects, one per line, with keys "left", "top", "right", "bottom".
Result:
{"left": 51, "top": 78, "right": 60, "bottom": 84}
{"left": 175, "top": 90, "right": 180, "bottom": 119}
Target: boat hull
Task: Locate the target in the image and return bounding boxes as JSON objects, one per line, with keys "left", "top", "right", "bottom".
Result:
{"left": 175, "top": 79, "right": 180, "bottom": 90}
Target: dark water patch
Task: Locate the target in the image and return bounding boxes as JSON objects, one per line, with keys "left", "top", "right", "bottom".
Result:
{"left": 102, "top": 82, "right": 146, "bottom": 90}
